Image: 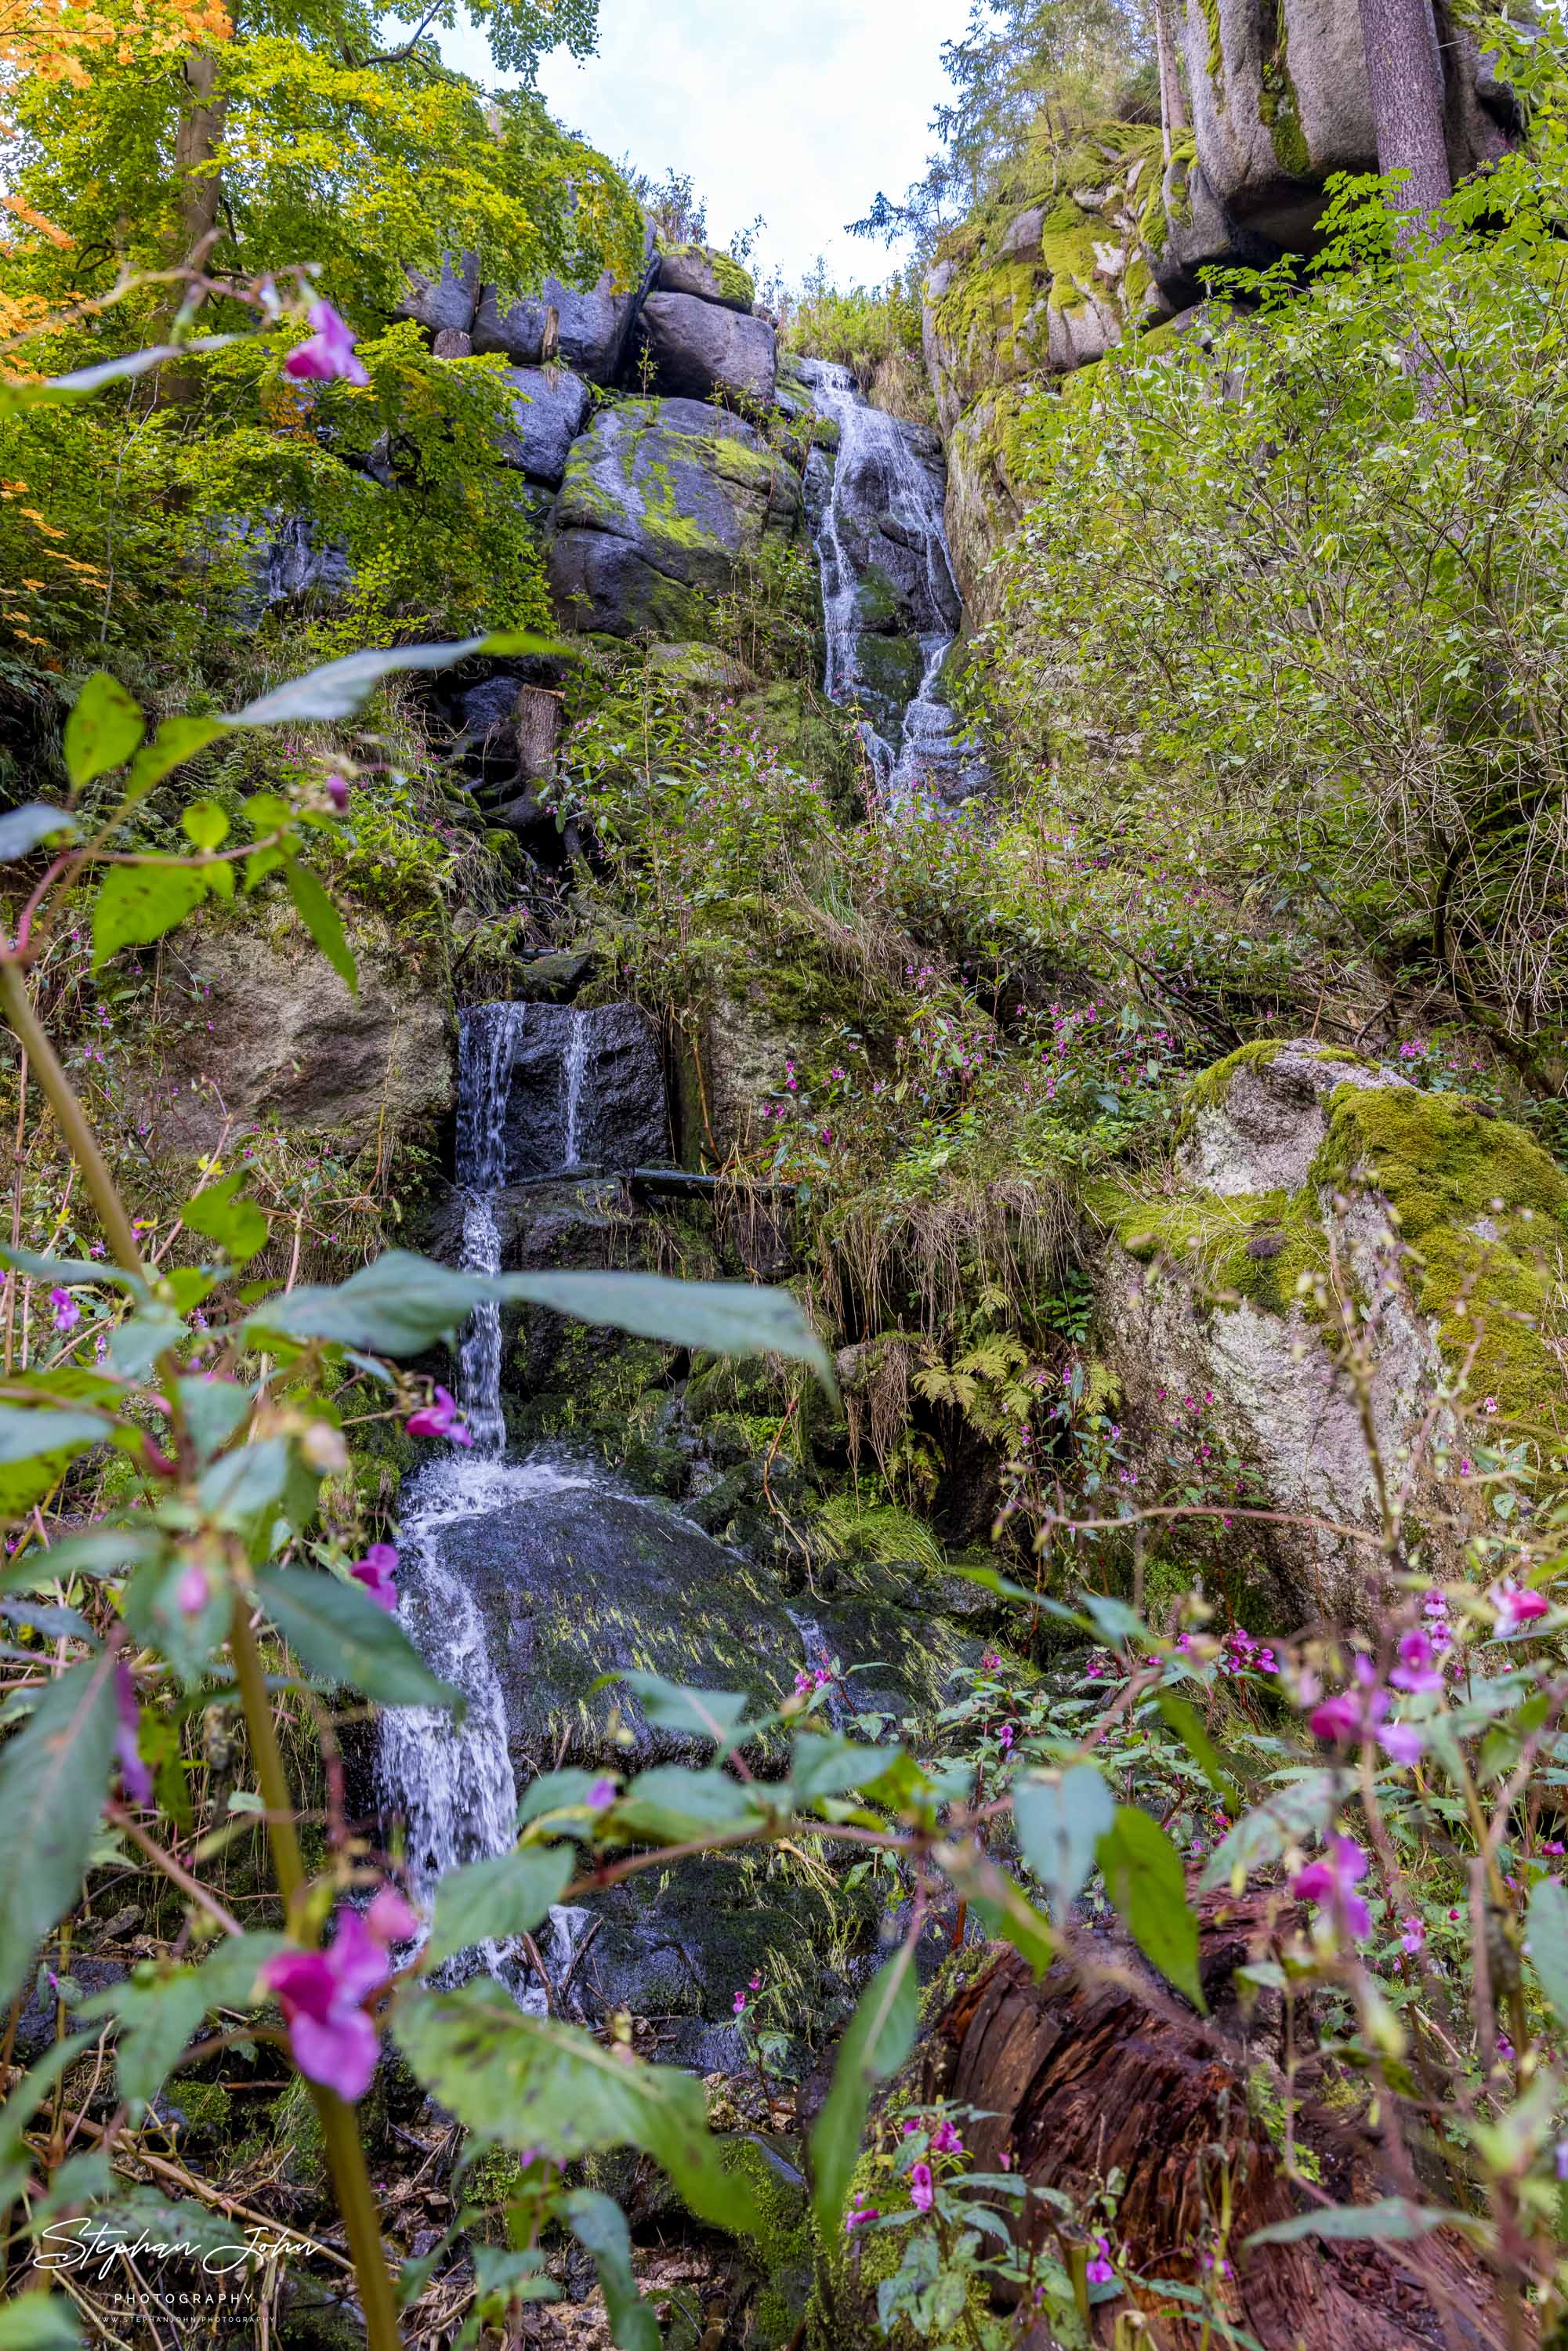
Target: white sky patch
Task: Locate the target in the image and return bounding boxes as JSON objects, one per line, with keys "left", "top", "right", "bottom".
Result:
{"left": 439, "top": 0, "right": 955, "bottom": 289}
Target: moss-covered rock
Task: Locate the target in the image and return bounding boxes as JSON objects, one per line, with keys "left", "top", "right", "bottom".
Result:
{"left": 1093, "top": 1040, "right": 1568, "bottom": 1618}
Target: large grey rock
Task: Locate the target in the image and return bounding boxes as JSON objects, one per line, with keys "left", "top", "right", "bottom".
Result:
{"left": 656, "top": 244, "right": 756, "bottom": 313}
{"left": 1179, "top": 0, "right": 1511, "bottom": 246}
{"left": 639, "top": 292, "right": 777, "bottom": 407}
{"left": 547, "top": 398, "right": 805, "bottom": 640}
{"left": 473, "top": 223, "right": 657, "bottom": 384}
{"left": 495, "top": 366, "right": 592, "bottom": 486}
{"left": 143, "top": 908, "right": 454, "bottom": 1161}
{"left": 395, "top": 252, "right": 480, "bottom": 338}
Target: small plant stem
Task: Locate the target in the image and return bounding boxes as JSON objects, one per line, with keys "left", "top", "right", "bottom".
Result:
{"left": 229, "top": 1595, "right": 404, "bottom": 2351}
{"left": 0, "top": 962, "right": 145, "bottom": 1278}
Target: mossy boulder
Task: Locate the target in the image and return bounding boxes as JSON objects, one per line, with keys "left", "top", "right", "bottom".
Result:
{"left": 1093, "top": 1040, "right": 1568, "bottom": 1618}
{"left": 548, "top": 397, "right": 804, "bottom": 642}
{"left": 657, "top": 245, "right": 757, "bottom": 315}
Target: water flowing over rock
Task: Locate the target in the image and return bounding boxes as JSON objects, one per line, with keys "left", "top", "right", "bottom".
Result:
{"left": 797, "top": 359, "right": 983, "bottom": 809}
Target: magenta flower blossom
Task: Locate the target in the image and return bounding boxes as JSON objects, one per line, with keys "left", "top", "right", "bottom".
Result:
{"left": 585, "top": 1775, "right": 618, "bottom": 1809}
{"left": 284, "top": 301, "right": 370, "bottom": 387}
{"left": 350, "top": 1543, "right": 399, "bottom": 1612}
{"left": 176, "top": 1562, "right": 211, "bottom": 1617}
{"left": 49, "top": 1287, "right": 80, "bottom": 1334}
{"left": 366, "top": 1883, "right": 419, "bottom": 1946}
{"left": 260, "top": 1907, "right": 389, "bottom": 2101}
{"left": 324, "top": 773, "right": 351, "bottom": 813}
{"left": 930, "top": 2120, "right": 964, "bottom": 2157}
{"left": 1555, "top": 2139, "right": 1568, "bottom": 2183}
{"left": 1291, "top": 1836, "right": 1371, "bottom": 1942}
{"left": 1390, "top": 1629, "right": 1444, "bottom": 1694}
{"left": 1086, "top": 2236, "right": 1114, "bottom": 2285}
{"left": 1488, "top": 1579, "right": 1549, "bottom": 1638}
{"left": 733, "top": 1990, "right": 748, "bottom": 2015}
{"left": 908, "top": 2161, "right": 934, "bottom": 2213}
{"left": 1307, "top": 1654, "right": 1422, "bottom": 1767}
{"left": 844, "top": 2199, "right": 879, "bottom": 2230}
{"left": 1400, "top": 1915, "right": 1425, "bottom": 1955}
{"left": 113, "top": 1663, "right": 154, "bottom": 1807}
{"left": 406, "top": 1386, "right": 473, "bottom": 1445}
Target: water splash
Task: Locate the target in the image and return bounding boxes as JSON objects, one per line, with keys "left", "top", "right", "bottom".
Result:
{"left": 562, "top": 1008, "right": 592, "bottom": 1169}
{"left": 454, "top": 1002, "right": 529, "bottom": 1452}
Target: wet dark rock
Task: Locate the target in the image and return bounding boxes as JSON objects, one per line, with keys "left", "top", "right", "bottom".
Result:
{"left": 394, "top": 252, "right": 480, "bottom": 339}
{"left": 473, "top": 227, "right": 657, "bottom": 383}
{"left": 12, "top": 1956, "right": 128, "bottom": 2064}
{"left": 495, "top": 365, "right": 592, "bottom": 487}
{"left": 639, "top": 292, "right": 777, "bottom": 406}
{"left": 511, "top": 950, "right": 597, "bottom": 1004}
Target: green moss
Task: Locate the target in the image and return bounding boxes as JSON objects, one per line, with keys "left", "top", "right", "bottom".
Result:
{"left": 812, "top": 2146, "right": 993, "bottom": 2349}
{"left": 271, "top": 2076, "right": 327, "bottom": 2189}
{"left": 1260, "top": 43, "right": 1311, "bottom": 179}
{"left": 668, "top": 243, "right": 756, "bottom": 310}
{"left": 722, "top": 2137, "right": 812, "bottom": 2348}
{"left": 1108, "top": 1180, "right": 1327, "bottom": 1319}
{"left": 1315, "top": 1085, "right": 1568, "bottom": 1435}
{"left": 169, "top": 2080, "right": 230, "bottom": 2142}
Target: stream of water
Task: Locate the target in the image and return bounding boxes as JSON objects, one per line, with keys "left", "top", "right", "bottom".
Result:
{"left": 797, "top": 357, "right": 983, "bottom": 810}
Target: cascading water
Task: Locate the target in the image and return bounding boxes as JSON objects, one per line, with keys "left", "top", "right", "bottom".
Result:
{"left": 378, "top": 998, "right": 604, "bottom": 2005}
{"left": 796, "top": 358, "right": 984, "bottom": 811}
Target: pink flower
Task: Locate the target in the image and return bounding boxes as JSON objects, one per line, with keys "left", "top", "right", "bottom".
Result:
{"left": 49, "top": 1287, "right": 80, "bottom": 1334}
{"left": 909, "top": 2161, "right": 934, "bottom": 2212}
{"left": 1400, "top": 1915, "right": 1425, "bottom": 1955}
{"left": 1488, "top": 1579, "right": 1549, "bottom": 1638}
{"left": 930, "top": 2120, "right": 964, "bottom": 2156}
{"left": 260, "top": 1908, "right": 389, "bottom": 2101}
{"left": 1308, "top": 1690, "right": 1362, "bottom": 1742}
{"left": 1379, "top": 1722, "right": 1425, "bottom": 1767}
{"left": 1291, "top": 1836, "right": 1371, "bottom": 1942}
{"left": 324, "top": 774, "right": 350, "bottom": 813}
{"left": 733, "top": 1991, "right": 748, "bottom": 2015}
{"left": 1086, "top": 2236, "right": 1114, "bottom": 2285}
{"left": 406, "top": 1386, "right": 473, "bottom": 1445}
{"left": 1308, "top": 1655, "right": 1421, "bottom": 1766}
{"left": 585, "top": 1776, "right": 618, "bottom": 1809}
{"left": 1390, "top": 1629, "right": 1443, "bottom": 1694}
{"left": 367, "top": 1884, "right": 419, "bottom": 1945}
{"left": 350, "top": 1543, "right": 398, "bottom": 1612}
{"left": 113, "top": 1662, "right": 154, "bottom": 1807}
{"left": 176, "top": 1563, "right": 211, "bottom": 1617}
{"left": 844, "top": 2199, "right": 879, "bottom": 2230}
{"left": 284, "top": 301, "right": 370, "bottom": 387}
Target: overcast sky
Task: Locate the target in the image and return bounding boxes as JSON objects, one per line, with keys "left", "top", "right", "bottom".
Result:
{"left": 440, "top": 1, "right": 957, "bottom": 289}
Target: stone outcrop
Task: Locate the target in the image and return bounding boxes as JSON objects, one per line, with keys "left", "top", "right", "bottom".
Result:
{"left": 639, "top": 289, "right": 777, "bottom": 407}
{"left": 1093, "top": 1041, "right": 1568, "bottom": 1621}
{"left": 546, "top": 397, "right": 805, "bottom": 639}
{"left": 143, "top": 907, "right": 453, "bottom": 1161}
{"left": 656, "top": 243, "right": 756, "bottom": 313}
{"left": 494, "top": 364, "right": 592, "bottom": 487}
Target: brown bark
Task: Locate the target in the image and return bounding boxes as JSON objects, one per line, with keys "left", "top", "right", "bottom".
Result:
{"left": 172, "top": 45, "right": 228, "bottom": 266}
{"left": 1153, "top": 0, "right": 1188, "bottom": 168}
{"left": 1357, "top": 0, "right": 1453, "bottom": 226}
{"left": 921, "top": 1896, "right": 1523, "bottom": 2350}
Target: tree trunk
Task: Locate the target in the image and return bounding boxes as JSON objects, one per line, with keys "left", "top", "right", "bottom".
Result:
{"left": 1153, "top": 0, "right": 1188, "bottom": 168}
{"left": 1357, "top": 0, "right": 1452, "bottom": 227}
{"left": 172, "top": 45, "right": 228, "bottom": 270}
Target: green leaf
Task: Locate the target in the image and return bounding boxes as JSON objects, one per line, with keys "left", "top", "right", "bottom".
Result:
{"left": 0, "top": 2291, "right": 83, "bottom": 2349}
{"left": 1200, "top": 1770, "right": 1353, "bottom": 1891}
{"left": 180, "top": 800, "right": 230, "bottom": 853}
{"left": 179, "top": 1173, "right": 269, "bottom": 1268}
{"left": 226, "top": 632, "right": 566, "bottom": 729}
{"left": 254, "top": 1563, "right": 460, "bottom": 1708}
{"left": 618, "top": 1672, "right": 751, "bottom": 1748}
{"left": 194, "top": 1931, "right": 288, "bottom": 2009}
{"left": 1527, "top": 1876, "right": 1568, "bottom": 2032}
{"left": 563, "top": 2191, "right": 660, "bottom": 2351}
{"left": 0, "top": 1654, "right": 120, "bottom": 2005}
{"left": 124, "top": 717, "right": 230, "bottom": 803}
{"left": 282, "top": 861, "right": 357, "bottom": 991}
{"left": 809, "top": 1947, "right": 918, "bottom": 2236}
{"left": 0, "top": 806, "right": 76, "bottom": 864}
{"left": 1096, "top": 1806, "right": 1206, "bottom": 2012}
{"left": 790, "top": 1730, "right": 904, "bottom": 1808}
{"left": 1245, "top": 2198, "right": 1478, "bottom": 2248}
{"left": 0, "top": 339, "right": 236, "bottom": 418}
{"left": 0, "top": 1244, "right": 141, "bottom": 1291}
{"left": 0, "top": 1404, "right": 110, "bottom": 1462}
{"left": 1013, "top": 1765, "right": 1114, "bottom": 1922}
{"left": 92, "top": 860, "right": 208, "bottom": 971}
{"left": 63, "top": 673, "right": 145, "bottom": 788}
{"left": 1155, "top": 1691, "right": 1241, "bottom": 1809}
{"left": 244, "top": 1254, "right": 835, "bottom": 1386}
{"left": 425, "top": 1846, "right": 574, "bottom": 1969}
{"left": 393, "top": 1982, "right": 762, "bottom": 2234}
{"left": 939, "top": 1845, "right": 1056, "bottom": 1976}
{"left": 609, "top": 1767, "right": 770, "bottom": 1848}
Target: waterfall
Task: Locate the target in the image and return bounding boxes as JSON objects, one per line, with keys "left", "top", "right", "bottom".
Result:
{"left": 562, "top": 1007, "right": 591, "bottom": 1168}
{"left": 454, "top": 1002, "right": 527, "bottom": 1452}
{"left": 796, "top": 358, "right": 984, "bottom": 811}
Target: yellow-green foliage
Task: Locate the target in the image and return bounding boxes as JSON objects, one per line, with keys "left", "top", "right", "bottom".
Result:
{"left": 720, "top": 2139, "right": 813, "bottom": 2349}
